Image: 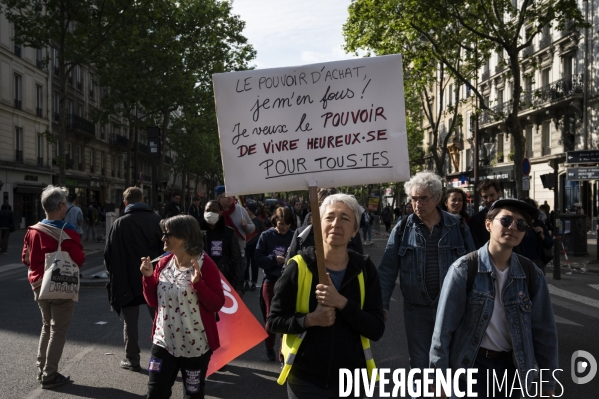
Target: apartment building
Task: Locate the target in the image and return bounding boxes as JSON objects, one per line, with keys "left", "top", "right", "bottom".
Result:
{"left": 423, "top": 0, "right": 598, "bottom": 215}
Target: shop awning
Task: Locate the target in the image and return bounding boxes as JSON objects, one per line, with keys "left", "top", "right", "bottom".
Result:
{"left": 13, "top": 184, "right": 46, "bottom": 194}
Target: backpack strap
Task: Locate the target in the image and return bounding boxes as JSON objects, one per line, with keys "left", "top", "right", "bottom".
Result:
{"left": 466, "top": 251, "right": 479, "bottom": 292}
{"left": 396, "top": 215, "right": 410, "bottom": 243}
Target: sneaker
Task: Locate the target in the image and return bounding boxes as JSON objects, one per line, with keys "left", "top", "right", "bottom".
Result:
{"left": 266, "top": 348, "right": 276, "bottom": 361}
{"left": 120, "top": 359, "right": 141, "bottom": 372}
{"left": 250, "top": 282, "right": 256, "bottom": 291}
{"left": 41, "top": 372, "right": 71, "bottom": 389}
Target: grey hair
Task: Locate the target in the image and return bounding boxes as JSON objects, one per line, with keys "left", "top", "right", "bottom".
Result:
{"left": 319, "top": 193, "right": 362, "bottom": 230}
{"left": 160, "top": 215, "right": 204, "bottom": 256}
{"left": 405, "top": 171, "right": 443, "bottom": 198}
{"left": 41, "top": 185, "right": 68, "bottom": 213}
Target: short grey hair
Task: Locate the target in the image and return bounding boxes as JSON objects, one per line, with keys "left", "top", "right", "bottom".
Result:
{"left": 160, "top": 215, "right": 204, "bottom": 256}
{"left": 319, "top": 193, "right": 362, "bottom": 230}
{"left": 41, "top": 185, "right": 68, "bottom": 213}
{"left": 405, "top": 171, "right": 443, "bottom": 199}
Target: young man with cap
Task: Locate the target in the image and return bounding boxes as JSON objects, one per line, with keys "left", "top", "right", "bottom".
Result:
{"left": 430, "top": 199, "right": 558, "bottom": 398}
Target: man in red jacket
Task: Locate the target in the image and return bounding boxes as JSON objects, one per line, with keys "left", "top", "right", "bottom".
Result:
{"left": 22, "top": 185, "right": 85, "bottom": 389}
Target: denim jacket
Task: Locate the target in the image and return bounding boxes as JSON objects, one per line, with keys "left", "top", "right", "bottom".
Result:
{"left": 378, "top": 208, "right": 475, "bottom": 308}
{"left": 429, "top": 243, "right": 559, "bottom": 390}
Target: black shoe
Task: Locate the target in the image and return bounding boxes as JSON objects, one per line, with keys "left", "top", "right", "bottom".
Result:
{"left": 41, "top": 372, "right": 71, "bottom": 389}
{"left": 120, "top": 359, "right": 141, "bottom": 372}
{"left": 266, "top": 348, "right": 276, "bottom": 361}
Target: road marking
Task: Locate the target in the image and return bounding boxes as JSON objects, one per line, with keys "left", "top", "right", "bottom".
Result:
{"left": 0, "top": 263, "right": 24, "bottom": 272}
{"left": 548, "top": 284, "right": 599, "bottom": 309}
{"left": 553, "top": 314, "right": 583, "bottom": 326}
{"left": 589, "top": 284, "right": 599, "bottom": 291}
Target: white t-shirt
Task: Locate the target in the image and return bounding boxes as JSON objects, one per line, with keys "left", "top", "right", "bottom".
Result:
{"left": 480, "top": 261, "right": 513, "bottom": 352}
{"left": 153, "top": 258, "right": 210, "bottom": 357}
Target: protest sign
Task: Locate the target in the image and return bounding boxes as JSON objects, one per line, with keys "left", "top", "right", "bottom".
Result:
{"left": 212, "top": 55, "right": 409, "bottom": 196}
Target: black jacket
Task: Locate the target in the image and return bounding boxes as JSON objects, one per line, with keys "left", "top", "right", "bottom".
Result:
{"left": 104, "top": 203, "right": 163, "bottom": 313}
{"left": 0, "top": 209, "right": 15, "bottom": 230}
{"left": 285, "top": 225, "right": 363, "bottom": 264}
{"left": 201, "top": 218, "right": 244, "bottom": 291}
{"left": 187, "top": 204, "right": 203, "bottom": 224}
{"left": 268, "top": 247, "right": 385, "bottom": 388}
{"left": 470, "top": 208, "right": 490, "bottom": 249}
{"left": 163, "top": 201, "right": 181, "bottom": 219}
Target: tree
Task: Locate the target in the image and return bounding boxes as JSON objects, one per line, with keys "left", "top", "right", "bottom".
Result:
{"left": 1, "top": 0, "right": 133, "bottom": 185}
{"left": 344, "top": 0, "right": 584, "bottom": 196}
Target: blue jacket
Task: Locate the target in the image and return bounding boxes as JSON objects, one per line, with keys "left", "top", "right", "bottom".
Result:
{"left": 255, "top": 227, "right": 294, "bottom": 283}
{"left": 429, "top": 243, "right": 559, "bottom": 390}
{"left": 378, "top": 208, "right": 475, "bottom": 308}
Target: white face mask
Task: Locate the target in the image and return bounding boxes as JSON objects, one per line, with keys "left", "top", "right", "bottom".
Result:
{"left": 204, "top": 212, "right": 220, "bottom": 225}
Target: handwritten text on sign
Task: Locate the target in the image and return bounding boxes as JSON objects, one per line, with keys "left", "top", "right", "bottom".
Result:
{"left": 212, "top": 55, "right": 409, "bottom": 196}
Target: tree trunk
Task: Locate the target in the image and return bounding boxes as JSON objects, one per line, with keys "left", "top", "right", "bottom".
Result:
{"left": 58, "top": 52, "right": 67, "bottom": 186}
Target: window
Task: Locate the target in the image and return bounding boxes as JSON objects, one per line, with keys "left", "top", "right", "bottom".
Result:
{"left": 100, "top": 152, "right": 105, "bottom": 175}
{"left": 497, "top": 89, "right": 504, "bottom": 106}
{"left": 77, "top": 104, "right": 83, "bottom": 117}
{"left": 467, "top": 111, "right": 473, "bottom": 139}
{"left": 466, "top": 148, "right": 472, "bottom": 170}
{"left": 563, "top": 56, "right": 574, "bottom": 76}
{"left": 53, "top": 48, "right": 59, "bottom": 76}
{"left": 36, "top": 85, "right": 43, "bottom": 117}
{"left": 54, "top": 93, "right": 60, "bottom": 121}
{"left": 37, "top": 134, "right": 44, "bottom": 165}
{"left": 448, "top": 84, "right": 453, "bottom": 107}
{"left": 89, "top": 75, "right": 95, "bottom": 99}
{"left": 76, "top": 65, "right": 82, "bottom": 90}
{"left": 68, "top": 100, "right": 73, "bottom": 115}
{"left": 76, "top": 145, "right": 82, "bottom": 170}
{"left": 497, "top": 134, "right": 504, "bottom": 162}
{"left": 15, "top": 127, "right": 23, "bottom": 162}
{"left": 68, "top": 67, "right": 73, "bottom": 85}
{"left": 90, "top": 149, "right": 95, "bottom": 172}
{"left": 13, "top": 27, "right": 21, "bottom": 57}
{"left": 525, "top": 125, "right": 533, "bottom": 157}
{"left": 541, "top": 68, "right": 550, "bottom": 87}
{"left": 66, "top": 142, "right": 72, "bottom": 159}
{"left": 542, "top": 121, "right": 551, "bottom": 149}
{"left": 36, "top": 48, "right": 43, "bottom": 68}
{"left": 14, "top": 74, "right": 22, "bottom": 110}
{"left": 100, "top": 124, "right": 106, "bottom": 140}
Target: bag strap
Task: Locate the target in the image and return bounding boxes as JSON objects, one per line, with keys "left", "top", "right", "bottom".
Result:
{"left": 57, "top": 223, "right": 67, "bottom": 250}
{"left": 466, "top": 251, "right": 479, "bottom": 292}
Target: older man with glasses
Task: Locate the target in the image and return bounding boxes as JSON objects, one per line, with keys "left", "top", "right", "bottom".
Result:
{"left": 378, "top": 171, "right": 475, "bottom": 398}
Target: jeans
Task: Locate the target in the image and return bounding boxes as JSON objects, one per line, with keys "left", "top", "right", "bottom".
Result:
{"left": 404, "top": 303, "right": 437, "bottom": 398}
{"left": 121, "top": 304, "right": 155, "bottom": 365}
{"left": 34, "top": 288, "right": 75, "bottom": 382}
{"left": 244, "top": 246, "right": 259, "bottom": 283}
{"left": 147, "top": 344, "right": 212, "bottom": 399}
{"left": 457, "top": 352, "right": 518, "bottom": 399}
{"left": 361, "top": 223, "right": 372, "bottom": 242}
{"left": 85, "top": 223, "right": 96, "bottom": 241}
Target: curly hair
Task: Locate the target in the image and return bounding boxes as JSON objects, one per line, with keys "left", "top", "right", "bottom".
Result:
{"left": 405, "top": 171, "right": 443, "bottom": 199}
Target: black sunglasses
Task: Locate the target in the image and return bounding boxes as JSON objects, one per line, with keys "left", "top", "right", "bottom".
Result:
{"left": 495, "top": 216, "right": 529, "bottom": 232}
{"left": 162, "top": 231, "right": 172, "bottom": 239}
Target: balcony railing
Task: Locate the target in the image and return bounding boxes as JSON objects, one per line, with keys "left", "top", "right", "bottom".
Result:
{"left": 542, "top": 147, "right": 552, "bottom": 156}
{"left": 37, "top": 156, "right": 44, "bottom": 166}
{"left": 495, "top": 63, "right": 506, "bottom": 75}
{"left": 481, "top": 70, "right": 490, "bottom": 81}
{"left": 14, "top": 99, "right": 22, "bottom": 110}
{"left": 36, "top": 60, "right": 44, "bottom": 69}
{"left": 561, "top": 20, "right": 576, "bottom": 38}
{"left": 14, "top": 45, "right": 21, "bottom": 57}
{"left": 110, "top": 133, "right": 129, "bottom": 148}
{"left": 36, "top": 107, "right": 43, "bottom": 117}
{"left": 15, "top": 150, "right": 23, "bottom": 162}
{"left": 522, "top": 45, "right": 534, "bottom": 56}
{"left": 67, "top": 114, "right": 95, "bottom": 136}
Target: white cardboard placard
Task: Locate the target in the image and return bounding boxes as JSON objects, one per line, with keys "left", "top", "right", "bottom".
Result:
{"left": 212, "top": 54, "right": 410, "bottom": 196}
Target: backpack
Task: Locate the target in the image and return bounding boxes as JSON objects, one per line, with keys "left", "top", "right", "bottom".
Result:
{"left": 464, "top": 251, "right": 537, "bottom": 296}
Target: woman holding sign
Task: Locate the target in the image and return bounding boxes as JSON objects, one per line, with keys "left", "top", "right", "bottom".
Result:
{"left": 141, "top": 215, "right": 224, "bottom": 399}
{"left": 267, "top": 194, "right": 385, "bottom": 398}
{"left": 255, "top": 207, "right": 295, "bottom": 362}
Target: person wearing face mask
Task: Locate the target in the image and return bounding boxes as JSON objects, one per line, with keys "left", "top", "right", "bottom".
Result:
{"left": 255, "top": 207, "right": 295, "bottom": 363}
{"left": 200, "top": 200, "right": 244, "bottom": 297}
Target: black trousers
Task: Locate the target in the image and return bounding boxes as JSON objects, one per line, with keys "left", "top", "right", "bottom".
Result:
{"left": 147, "top": 345, "right": 212, "bottom": 399}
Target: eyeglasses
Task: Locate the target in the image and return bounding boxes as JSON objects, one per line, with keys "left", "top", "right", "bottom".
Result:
{"left": 495, "top": 216, "right": 529, "bottom": 232}
{"left": 411, "top": 195, "right": 435, "bottom": 204}
{"left": 162, "top": 231, "right": 172, "bottom": 239}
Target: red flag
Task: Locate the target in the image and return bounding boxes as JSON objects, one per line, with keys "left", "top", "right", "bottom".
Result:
{"left": 207, "top": 273, "right": 267, "bottom": 376}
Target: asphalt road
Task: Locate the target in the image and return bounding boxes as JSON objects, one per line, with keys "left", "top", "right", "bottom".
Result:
{"left": 1, "top": 232, "right": 598, "bottom": 398}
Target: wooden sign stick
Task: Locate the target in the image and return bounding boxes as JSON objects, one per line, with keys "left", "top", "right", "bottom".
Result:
{"left": 309, "top": 186, "right": 328, "bottom": 284}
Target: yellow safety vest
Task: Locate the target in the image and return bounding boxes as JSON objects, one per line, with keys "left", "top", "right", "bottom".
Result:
{"left": 277, "top": 255, "right": 377, "bottom": 385}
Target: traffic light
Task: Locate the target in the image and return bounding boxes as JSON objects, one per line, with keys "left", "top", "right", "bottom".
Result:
{"left": 540, "top": 173, "right": 556, "bottom": 190}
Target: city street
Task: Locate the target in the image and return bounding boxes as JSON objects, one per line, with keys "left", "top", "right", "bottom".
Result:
{"left": 1, "top": 229, "right": 598, "bottom": 398}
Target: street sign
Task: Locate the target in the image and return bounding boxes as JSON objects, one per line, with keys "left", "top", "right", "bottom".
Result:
{"left": 566, "top": 167, "right": 599, "bottom": 181}
{"left": 522, "top": 176, "right": 530, "bottom": 190}
{"left": 566, "top": 150, "right": 599, "bottom": 164}
{"left": 522, "top": 158, "right": 531, "bottom": 176}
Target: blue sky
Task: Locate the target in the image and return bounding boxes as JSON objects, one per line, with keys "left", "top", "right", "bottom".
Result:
{"left": 231, "top": 0, "right": 360, "bottom": 70}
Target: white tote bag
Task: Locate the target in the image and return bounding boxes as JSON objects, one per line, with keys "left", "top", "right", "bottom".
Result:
{"left": 38, "top": 224, "right": 80, "bottom": 301}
